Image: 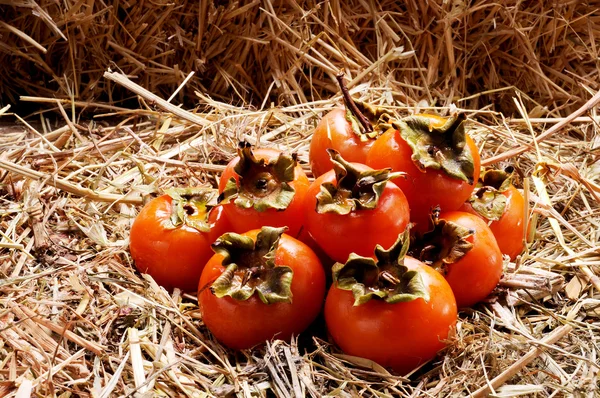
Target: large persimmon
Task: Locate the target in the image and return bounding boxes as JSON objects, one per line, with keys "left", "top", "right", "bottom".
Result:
{"left": 366, "top": 114, "right": 481, "bottom": 228}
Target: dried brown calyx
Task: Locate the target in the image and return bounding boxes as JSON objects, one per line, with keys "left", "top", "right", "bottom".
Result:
{"left": 164, "top": 187, "right": 219, "bottom": 232}
{"left": 316, "top": 149, "right": 403, "bottom": 215}
{"left": 210, "top": 227, "right": 293, "bottom": 304}
{"left": 332, "top": 229, "right": 429, "bottom": 306}
{"left": 336, "top": 72, "right": 390, "bottom": 141}
{"left": 219, "top": 142, "right": 297, "bottom": 212}
{"left": 387, "top": 113, "right": 475, "bottom": 183}
{"left": 467, "top": 167, "right": 514, "bottom": 221}
{"left": 411, "top": 207, "right": 474, "bottom": 275}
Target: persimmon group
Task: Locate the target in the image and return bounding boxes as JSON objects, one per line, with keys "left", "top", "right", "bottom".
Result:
{"left": 127, "top": 79, "right": 527, "bottom": 377}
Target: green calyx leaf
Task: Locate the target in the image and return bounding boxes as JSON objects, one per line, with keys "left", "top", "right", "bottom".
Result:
{"left": 218, "top": 142, "right": 297, "bottom": 212}
{"left": 332, "top": 229, "right": 430, "bottom": 306}
{"left": 469, "top": 189, "right": 507, "bottom": 221}
{"left": 468, "top": 168, "right": 514, "bottom": 221}
{"left": 391, "top": 113, "right": 475, "bottom": 183}
{"left": 209, "top": 226, "right": 293, "bottom": 304}
{"left": 412, "top": 207, "right": 474, "bottom": 275}
{"left": 480, "top": 168, "right": 514, "bottom": 192}
{"left": 164, "top": 187, "right": 218, "bottom": 233}
{"left": 316, "top": 149, "right": 402, "bottom": 215}
{"left": 344, "top": 101, "right": 388, "bottom": 141}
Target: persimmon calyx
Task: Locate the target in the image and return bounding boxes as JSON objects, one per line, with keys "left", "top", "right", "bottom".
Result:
{"left": 336, "top": 72, "right": 387, "bottom": 141}
{"left": 332, "top": 229, "right": 429, "bottom": 306}
{"left": 219, "top": 142, "right": 296, "bottom": 212}
{"left": 412, "top": 207, "right": 474, "bottom": 275}
{"left": 316, "top": 149, "right": 404, "bottom": 215}
{"left": 480, "top": 167, "right": 514, "bottom": 191}
{"left": 390, "top": 113, "right": 475, "bottom": 183}
{"left": 344, "top": 102, "right": 389, "bottom": 141}
{"left": 164, "top": 187, "right": 218, "bottom": 232}
{"left": 210, "top": 226, "right": 293, "bottom": 304}
{"left": 468, "top": 168, "right": 514, "bottom": 221}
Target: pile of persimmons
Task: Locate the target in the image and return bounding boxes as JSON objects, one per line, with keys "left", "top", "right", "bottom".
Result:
{"left": 129, "top": 74, "right": 526, "bottom": 375}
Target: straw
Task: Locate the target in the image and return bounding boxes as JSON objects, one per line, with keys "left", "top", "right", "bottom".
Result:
{"left": 0, "top": 0, "right": 599, "bottom": 396}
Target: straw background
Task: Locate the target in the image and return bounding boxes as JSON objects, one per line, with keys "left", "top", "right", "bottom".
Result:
{"left": 1, "top": 1, "right": 599, "bottom": 113}
{"left": 0, "top": 1, "right": 599, "bottom": 397}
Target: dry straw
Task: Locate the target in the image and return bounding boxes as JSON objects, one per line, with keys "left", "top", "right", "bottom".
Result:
{"left": 1, "top": 1, "right": 600, "bottom": 113}
{"left": 0, "top": 1, "right": 600, "bottom": 397}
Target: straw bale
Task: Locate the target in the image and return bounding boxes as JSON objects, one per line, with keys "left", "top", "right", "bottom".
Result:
{"left": 0, "top": 0, "right": 599, "bottom": 114}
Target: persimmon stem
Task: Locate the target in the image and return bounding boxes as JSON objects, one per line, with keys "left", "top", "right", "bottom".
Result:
{"left": 380, "top": 271, "right": 400, "bottom": 285}
{"left": 336, "top": 72, "right": 373, "bottom": 134}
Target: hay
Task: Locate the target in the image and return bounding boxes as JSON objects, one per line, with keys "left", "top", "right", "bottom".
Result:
{"left": 0, "top": 1, "right": 600, "bottom": 397}
{"left": 0, "top": 69, "right": 599, "bottom": 396}
{"left": 1, "top": 1, "right": 600, "bottom": 114}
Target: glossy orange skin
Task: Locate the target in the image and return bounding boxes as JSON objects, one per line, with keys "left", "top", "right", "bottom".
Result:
{"left": 218, "top": 148, "right": 310, "bottom": 237}
{"left": 459, "top": 185, "right": 526, "bottom": 260}
{"left": 129, "top": 195, "right": 231, "bottom": 292}
{"left": 198, "top": 230, "right": 326, "bottom": 350}
{"left": 438, "top": 211, "right": 503, "bottom": 308}
{"left": 304, "top": 163, "right": 410, "bottom": 263}
{"left": 296, "top": 227, "right": 335, "bottom": 274}
{"left": 325, "top": 256, "right": 457, "bottom": 375}
{"left": 309, "top": 108, "right": 376, "bottom": 177}
{"left": 366, "top": 127, "right": 481, "bottom": 229}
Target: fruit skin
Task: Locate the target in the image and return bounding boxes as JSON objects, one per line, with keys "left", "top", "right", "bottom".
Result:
{"left": 309, "top": 108, "right": 375, "bottom": 177}
{"left": 198, "top": 230, "right": 326, "bottom": 350}
{"left": 460, "top": 185, "right": 526, "bottom": 260}
{"left": 366, "top": 124, "right": 481, "bottom": 229}
{"left": 437, "top": 211, "right": 504, "bottom": 308}
{"left": 324, "top": 256, "right": 457, "bottom": 375}
{"left": 129, "top": 194, "right": 230, "bottom": 292}
{"left": 304, "top": 163, "right": 410, "bottom": 263}
{"left": 218, "top": 148, "right": 309, "bottom": 238}
{"left": 296, "top": 227, "right": 335, "bottom": 275}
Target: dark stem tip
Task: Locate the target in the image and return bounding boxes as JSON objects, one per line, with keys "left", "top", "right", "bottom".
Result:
{"left": 238, "top": 141, "right": 252, "bottom": 149}
{"left": 335, "top": 73, "right": 374, "bottom": 134}
{"left": 183, "top": 204, "right": 195, "bottom": 216}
